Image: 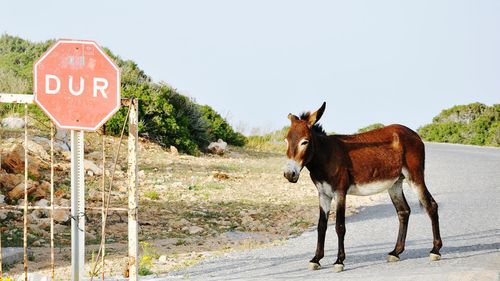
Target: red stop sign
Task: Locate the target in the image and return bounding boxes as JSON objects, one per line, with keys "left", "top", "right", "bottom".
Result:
{"left": 34, "top": 39, "right": 121, "bottom": 131}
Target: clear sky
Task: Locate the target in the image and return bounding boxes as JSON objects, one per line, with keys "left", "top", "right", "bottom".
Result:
{"left": 1, "top": 0, "right": 499, "bottom": 134}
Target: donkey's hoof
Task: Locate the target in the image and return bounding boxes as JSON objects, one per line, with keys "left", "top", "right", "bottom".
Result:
{"left": 309, "top": 262, "right": 321, "bottom": 270}
{"left": 387, "top": 255, "right": 400, "bottom": 262}
{"left": 429, "top": 253, "right": 441, "bottom": 261}
{"left": 332, "top": 264, "right": 344, "bottom": 273}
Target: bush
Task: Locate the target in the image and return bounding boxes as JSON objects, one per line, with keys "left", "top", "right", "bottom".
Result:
{"left": 418, "top": 103, "right": 499, "bottom": 146}
{"left": 200, "top": 105, "right": 246, "bottom": 146}
{"left": 357, "top": 123, "right": 385, "bottom": 133}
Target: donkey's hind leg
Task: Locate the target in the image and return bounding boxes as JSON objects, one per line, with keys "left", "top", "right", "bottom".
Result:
{"left": 387, "top": 178, "right": 411, "bottom": 262}
{"left": 408, "top": 172, "right": 443, "bottom": 260}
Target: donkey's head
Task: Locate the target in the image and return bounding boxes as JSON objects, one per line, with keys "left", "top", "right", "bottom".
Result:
{"left": 283, "top": 102, "right": 326, "bottom": 183}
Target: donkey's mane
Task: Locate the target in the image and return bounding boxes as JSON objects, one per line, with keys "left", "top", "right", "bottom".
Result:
{"left": 300, "top": 112, "right": 327, "bottom": 136}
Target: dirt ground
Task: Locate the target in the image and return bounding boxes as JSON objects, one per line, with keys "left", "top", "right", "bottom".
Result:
{"left": 1, "top": 134, "right": 384, "bottom": 280}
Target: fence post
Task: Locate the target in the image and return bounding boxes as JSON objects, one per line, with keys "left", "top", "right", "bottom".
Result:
{"left": 128, "top": 99, "right": 139, "bottom": 280}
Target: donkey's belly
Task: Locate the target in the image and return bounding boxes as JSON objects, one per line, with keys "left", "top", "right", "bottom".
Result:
{"left": 348, "top": 178, "right": 398, "bottom": 196}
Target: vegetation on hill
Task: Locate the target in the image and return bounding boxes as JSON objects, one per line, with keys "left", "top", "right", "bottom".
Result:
{"left": 357, "top": 123, "right": 385, "bottom": 133}
{"left": 418, "top": 103, "right": 500, "bottom": 146}
{"left": 0, "top": 34, "right": 245, "bottom": 154}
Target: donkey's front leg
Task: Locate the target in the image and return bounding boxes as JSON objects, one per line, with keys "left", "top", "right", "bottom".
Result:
{"left": 333, "top": 191, "right": 347, "bottom": 272}
{"left": 309, "top": 194, "right": 332, "bottom": 270}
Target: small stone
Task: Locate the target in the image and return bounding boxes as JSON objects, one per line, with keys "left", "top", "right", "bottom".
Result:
{"left": 0, "top": 194, "right": 5, "bottom": 204}
{"left": 0, "top": 172, "right": 22, "bottom": 191}
{"left": 0, "top": 210, "right": 7, "bottom": 221}
{"left": 188, "top": 226, "right": 204, "bottom": 235}
{"left": 84, "top": 160, "right": 102, "bottom": 176}
{"left": 86, "top": 232, "right": 97, "bottom": 241}
{"left": 36, "top": 199, "right": 50, "bottom": 208}
{"left": 170, "top": 146, "right": 178, "bottom": 156}
{"left": 158, "top": 255, "right": 168, "bottom": 263}
{"left": 207, "top": 139, "right": 227, "bottom": 155}
{"left": 87, "top": 170, "right": 94, "bottom": 177}
{"left": 138, "top": 170, "right": 145, "bottom": 178}
{"left": 1, "top": 117, "right": 25, "bottom": 129}
{"left": 53, "top": 209, "right": 70, "bottom": 223}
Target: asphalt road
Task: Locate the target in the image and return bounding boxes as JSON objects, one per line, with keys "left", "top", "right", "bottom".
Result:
{"left": 157, "top": 143, "right": 500, "bottom": 281}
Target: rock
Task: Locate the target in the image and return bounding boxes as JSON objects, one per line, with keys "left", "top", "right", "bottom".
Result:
{"left": 188, "top": 225, "right": 204, "bottom": 235}
{"left": 212, "top": 171, "right": 230, "bottom": 180}
{"left": 0, "top": 171, "right": 22, "bottom": 191}
{"left": 53, "top": 209, "right": 70, "bottom": 223}
{"left": 207, "top": 139, "right": 227, "bottom": 155}
{"left": 8, "top": 181, "right": 49, "bottom": 201}
{"left": 1, "top": 143, "right": 42, "bottom": 179}
{"left": 31, "top": 240, "right": 42, "bottom": 247}
{"left": 36, "top": 198, "right": 50, "bottom": 208}
{"left": 0, "top": 210, "right": 7, "bottom": 221}
{"left": 30, "top": 210, "right": 43, "bottom": 221}
{"left": 1, "top": 116, "right": 25, "bottom": 129}
{"left": 32, "top": 136, "right": 70, "bottom": 152}
{"left": 84, "top": 160, "right": 103, "bottom": 176}
{"left": 170, "top": 145, "right": 179, "bottom": 155}
{"left": 158, "top": 255, "right": 168, "bottom": 263}
{"left": 56, "top": 197, "right": 70, "bottom": 207}
{"left": 29, "top": 224, "right": 49, "bottom": 238}
{"left": 138, "top": 170, "right": 145, "bottom": 178}
{"left": 86, "top": 232, "right": 97, "bottom": 241}
{"left": 0, "top": 194, "right": 5, "bottom": 204}
{"left": 8, "top": 183, "right": 27, "bottom": 201}
{"left": 26, "top": 140, "right": 50, "bottom": 161}
{"left": 1, "top": 144, "right": 25, "bottom": 174}
{"left": 32, "top": 181, "right": 50, "bottom": 200}
{"left": 87, "top": 170, "right": 94, "bottom": 177}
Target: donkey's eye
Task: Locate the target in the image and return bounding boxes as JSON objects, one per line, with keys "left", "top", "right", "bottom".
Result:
{"left": 300, "top": 140, "right": 309, "bottom": 146}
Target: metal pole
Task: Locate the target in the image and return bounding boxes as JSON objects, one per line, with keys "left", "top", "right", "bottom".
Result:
{"left": 127, "top": 99, "right": 139, "bottom": 281}
{"left": 23, "top": 104, "right": 29, "bottom": 281}
{"left": 101, "top": 132, "right": 106, "bottom": 281}
{"left": 71, "top": 130, "right": 85, "bottom": 281}
{"left": 50, "top": 123, "right": 55, "bottom": 281}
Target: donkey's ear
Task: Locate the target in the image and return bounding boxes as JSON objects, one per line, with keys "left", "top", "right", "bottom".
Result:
{"left": 306, "top": 102, "right": 326, "bottom": 127}
{"left": 288, "top": 113, "right": 299, "bottom": 122}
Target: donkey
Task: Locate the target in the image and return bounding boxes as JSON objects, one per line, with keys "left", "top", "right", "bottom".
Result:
{"left": 283, "top": 102, "right": 442, "bottom": 272}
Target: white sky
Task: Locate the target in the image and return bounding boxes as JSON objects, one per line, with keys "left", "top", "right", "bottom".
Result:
{"left": 1, "top": 0, "right": 499, "bottom": 134}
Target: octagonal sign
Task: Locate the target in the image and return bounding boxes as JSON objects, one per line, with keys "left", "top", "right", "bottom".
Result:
{"left": 34, "top": 39, "right": 120, "bottom": 131}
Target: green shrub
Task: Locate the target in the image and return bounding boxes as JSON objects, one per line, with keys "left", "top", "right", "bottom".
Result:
{"left": 200, "top": 105, "right": 246, "bottom": 146}
{"left": 357, "top": 123, "right": 385, "bottom": 133}
{"left": 418, "top": 103, "right": 499, "bottom": 146}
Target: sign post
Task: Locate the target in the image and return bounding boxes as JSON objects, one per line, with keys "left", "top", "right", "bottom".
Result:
{"left": 70, "top": 130, "right": 85, "bottom": 280}
{"left": 34, "top": 39, "right": 121, "bottom": 281}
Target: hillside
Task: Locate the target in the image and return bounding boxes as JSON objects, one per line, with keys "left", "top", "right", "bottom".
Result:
{"left": 418, "top": 103, "right": 500, "bottom": 146}
{"left": 0, "top": 34, "right": 245, "bottom": 154}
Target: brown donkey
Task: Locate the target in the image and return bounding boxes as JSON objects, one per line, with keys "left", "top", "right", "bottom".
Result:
{"left": 283, "top": 102, "right": 442, "bottom": 272}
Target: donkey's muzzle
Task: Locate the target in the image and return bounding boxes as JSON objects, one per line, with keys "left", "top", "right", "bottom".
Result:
{"left": 284, "top": 159, "right": 301, "bottom": 183}
{"left": 284, "top": 171, "right": 299, "bottom": 183}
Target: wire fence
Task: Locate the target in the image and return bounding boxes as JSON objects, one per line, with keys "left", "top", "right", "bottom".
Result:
{"left": 0, "top": 94, "right": 139, "bottom": 281}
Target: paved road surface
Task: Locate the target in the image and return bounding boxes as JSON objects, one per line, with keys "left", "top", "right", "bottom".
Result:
{"left": 157, "top": 143, "right": 500, "bottom": 280}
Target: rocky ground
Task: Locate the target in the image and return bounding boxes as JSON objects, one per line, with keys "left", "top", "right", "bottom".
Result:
{"left": 0, "top": 127, "right": 383, "bottom": 280}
